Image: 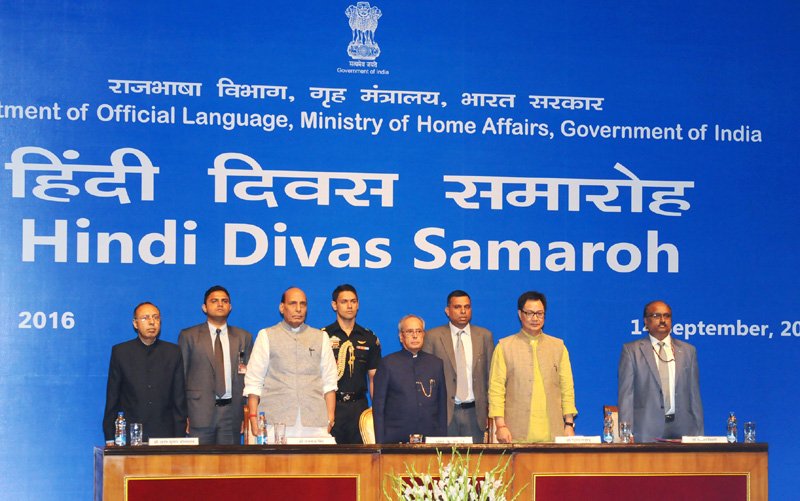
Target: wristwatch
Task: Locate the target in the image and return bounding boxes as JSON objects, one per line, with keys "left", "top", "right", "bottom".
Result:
{"left": 564, "top": 421, "right": 575, "bottom": 428}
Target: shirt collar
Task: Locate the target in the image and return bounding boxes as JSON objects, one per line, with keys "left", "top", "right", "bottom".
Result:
{"left": 649, "top": 333, "right": 672, "bottom": 348}
{"left": 208, "top": 322, "right": 228, "bottom": 334}
{"left": 333, "top": 320, "right": 360, "bottom": 337}
{"left": 281, "top": 320, "right": 307, "bottom": 333}
{"left": 520, "top": 329, "right": 542, "bottom": 341}
{"left": 449, "top": 323, "right": 470, "bottom": 337}
{"left": 136, "top": 336, "right": 159, "bottom": 349}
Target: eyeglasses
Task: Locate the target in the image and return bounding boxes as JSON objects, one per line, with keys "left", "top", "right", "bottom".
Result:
{"left": 520, "top": 310, "right": 545, "bottom": 320}
{"left": 646, "top": 313, "right": 672, "bottom": 320}
{"left": 402, "top": 329, "right": 424, "bottom": 336}
{"left": 135, "top": 314, "right": 161, "bottom": 323}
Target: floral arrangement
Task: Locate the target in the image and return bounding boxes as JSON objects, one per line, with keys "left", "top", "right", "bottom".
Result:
{"left": 383, "top": 448, "right": 523, "bottom": 500}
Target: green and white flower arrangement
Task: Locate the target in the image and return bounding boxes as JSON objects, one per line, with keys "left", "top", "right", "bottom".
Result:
{"left": 384, "top": 448, "right": 524, "bottom": 500}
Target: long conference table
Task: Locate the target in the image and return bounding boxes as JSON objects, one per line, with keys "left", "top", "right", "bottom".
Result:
{"left": 94, "top": 442, "right": 767, "bottom": 500}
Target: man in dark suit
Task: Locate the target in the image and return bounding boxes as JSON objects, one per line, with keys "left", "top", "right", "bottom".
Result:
{"left": 373, "top": 315, "right": 447, "bottom": 444}
{"left": 422, "top": 290, "right": 494, "bottom": 443}
{"left": 618, "top": 300, "right": 704, "bottom": 442}
{"left": 178, "top": 286, "right": 253, "bottom": 444}
{"left": 103, "top": 302, "right": 187, "bottom": 444}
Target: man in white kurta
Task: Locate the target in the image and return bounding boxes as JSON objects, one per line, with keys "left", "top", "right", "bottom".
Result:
{"left": 244, "top": 287, "right": 338, "bottom": 438}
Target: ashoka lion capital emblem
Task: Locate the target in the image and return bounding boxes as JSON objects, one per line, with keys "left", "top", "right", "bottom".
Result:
{"left": 346, "top": 2, "right": 382, "bottom": 60}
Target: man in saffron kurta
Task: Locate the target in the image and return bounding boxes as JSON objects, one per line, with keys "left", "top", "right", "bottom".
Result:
{"left": 488, "top": 291, "right": 578, "bottom": 442}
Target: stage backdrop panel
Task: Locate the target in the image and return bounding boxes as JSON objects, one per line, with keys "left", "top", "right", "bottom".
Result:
{"left": 1, "top": 1, "right": 797, "bottom": 499}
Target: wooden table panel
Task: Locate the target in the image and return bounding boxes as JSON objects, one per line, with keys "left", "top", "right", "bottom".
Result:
{"left": 94, "top": 443, "right": 767, "bottom": 501}
{"left": 97, "top": 446, "right": 378, "bottom": 501}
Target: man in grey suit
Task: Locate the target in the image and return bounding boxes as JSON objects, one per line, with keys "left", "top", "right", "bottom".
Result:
{"left": 422, "top": 290, "right": 494, "bottom": 443}
{"left": 179, "top": 285, "right": 253, "bottom": 444}
{"left": 618, "top": 300, "right": 703, "bottom": 442}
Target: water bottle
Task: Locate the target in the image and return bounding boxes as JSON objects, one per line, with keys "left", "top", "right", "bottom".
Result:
{"left": 603, "top": 411, "right": 614, "bottom": 444}
{"left": 726, "top": 411, "right": 738, "bottom": 443}
{"left": 114, "top": 411, "right": 127, "bottom": 446}
{"left": 257, "top": 412, "right": 268, "bottom": 444}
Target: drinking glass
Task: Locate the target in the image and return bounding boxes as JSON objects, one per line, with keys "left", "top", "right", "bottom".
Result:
{"left": 744, "top": 422, "right": 756, "bottom": 443}
{"left": 130, "top": 423, "right": 143, "bottom": 446}
{"left": 273, "top": 422, "right": 286, "bottom": 444}
{"left": 619, "top": 421, "right": 633, "bottom": 443}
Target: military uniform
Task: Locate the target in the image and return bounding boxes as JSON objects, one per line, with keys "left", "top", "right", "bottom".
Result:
{"left": 323, "top": 321, "right": 381, "bottom": 444}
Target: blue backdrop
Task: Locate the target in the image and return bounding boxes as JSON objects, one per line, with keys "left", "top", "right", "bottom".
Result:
{"left": 1, "top": 1, "right": 798, "bottom": 499}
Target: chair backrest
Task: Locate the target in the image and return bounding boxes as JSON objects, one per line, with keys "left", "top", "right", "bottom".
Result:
{"left": 359, "top": 407, "right": 375, "bottom": 444}
{"left": 603, "top": 405, "right": 620, "bottom": 443}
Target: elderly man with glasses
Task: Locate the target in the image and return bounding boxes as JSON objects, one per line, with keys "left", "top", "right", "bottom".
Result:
{"left": 618, "top": 300, "right": 704, "bottom": 442}
{"left": 103, "top": 302, "right": 187, "bottom": 444}
{"left": 488, "top": 291, "right": 578, "bottom": 443}
{"left": 372, "top": 314, "right": 447, "bottom": 443}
